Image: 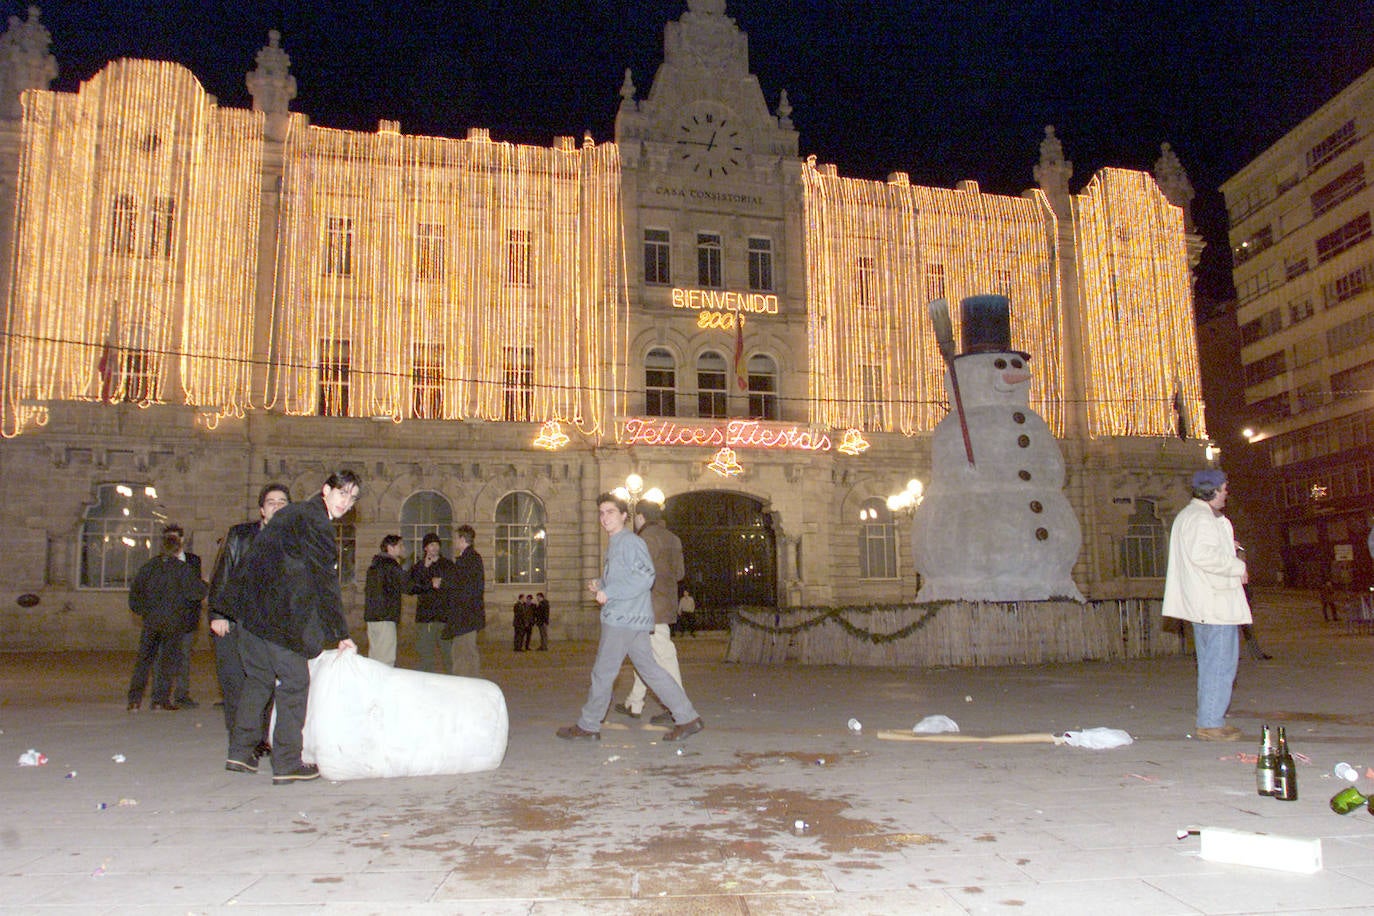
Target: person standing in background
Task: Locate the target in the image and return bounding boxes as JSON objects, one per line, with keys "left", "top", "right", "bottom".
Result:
{"left": 409, "top": 533, "right": 455, "bottom": 673}
{"left": 168, "top": 524, "right": 203, "bottom": 709}
{"left": 364, "top": 534, "right": 406, "bottom": 666}
{"left": 512, "top": 594, "right": 531, "bottom": 651}
{"left": 127, "top": 525, "right": 207, "bottom": 712}
{"left": 532, "top": 592, "right": 550, "bottom": 650}
{"left": 208, "top": 483, "right": 289, "bottom": 756}
{"left": 443, "top": 525, "right": 486, "bottom": 677}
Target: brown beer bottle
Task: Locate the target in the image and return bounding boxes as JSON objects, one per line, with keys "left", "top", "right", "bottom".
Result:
{"left": 1273, "top": 726, "right": 1298, "bottom": 801}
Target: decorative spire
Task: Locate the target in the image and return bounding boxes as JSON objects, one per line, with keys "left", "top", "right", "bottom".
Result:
{"left": 687, "top": 0, "right": 727, "bottom": 15}
{"left": 0, "top": 6, "right": 58, "bottom": 121}
{"left": 1154, "top": 142, "right": 1196, "bottom": 231}
{"left": 1033, "top": 125, "right": 1072, "bottom": 199}
{"left": 776, "top": 88, "right": 792, "bottom": 129}
{"left": 246, "top": 29, "right": 296, "bottom": 139}
{"left": 618, "top": 67, "right": 636, "bottom": 112}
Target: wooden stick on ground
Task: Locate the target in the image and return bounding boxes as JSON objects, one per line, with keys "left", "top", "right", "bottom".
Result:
{"left": 876, "top": 729, "right": 1062, "bottom": 745}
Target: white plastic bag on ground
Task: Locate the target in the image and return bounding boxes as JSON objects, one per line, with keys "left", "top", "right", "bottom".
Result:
{"left": 303, "top": 650, "right": 508, "bottom": 780}
{"left": 1059, "top": 727, "right": 1133, "bottom": 749}
{"left": 913, "top": 714, "right": 960, "bottom": 734}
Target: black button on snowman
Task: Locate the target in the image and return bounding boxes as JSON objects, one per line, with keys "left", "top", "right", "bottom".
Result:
{"left": 913, "top": 294, "right": 1084, "bottom": 602}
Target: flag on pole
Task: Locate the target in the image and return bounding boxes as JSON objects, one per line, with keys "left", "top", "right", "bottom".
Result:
{"left": 97, "top": 308, "right": 119, "bottom": 402}
{"left": 733, "top": 314, "right": 747, "bottom": 391}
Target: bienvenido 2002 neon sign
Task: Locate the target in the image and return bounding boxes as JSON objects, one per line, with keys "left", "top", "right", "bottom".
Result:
{"left": 619, "top": 417, "right": 832, "bottom": 452}
{"left": 672, "top": 288, "right": 779, "bottom": 330}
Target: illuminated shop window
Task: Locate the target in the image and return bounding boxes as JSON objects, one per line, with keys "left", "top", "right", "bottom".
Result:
{"left": 495, "top": 491, "right": 546, "bottom": 585}
{"left": 400, "top": 490, "right": 453, "bottom": 561}
{"left": 319, "top": 339, "right": 351, "bottom": 416}
{"left": 502, "top": 346, "right": 533, "bottom": 421}
{"left": 697, "top": 232, "right": 722, "bottom": 288}
{"left": 697, "top": 350, "right": 728, "bottom": 418}
{"left": 412, "top": 342, "right": 444, "bottom": 419}
{"left": 747, "top": 353, "right": 778, "bottom": 420}
{"left": 644, "top": 229, "right": 671, "bottom": 285}
{"left": 80, "top": 483, "right": 162, "bottom": 589}
{"left": 858, "top": 497, "right": 896, "bottom": 579}
{"left": 747, "top": 237, "right": 773, "bottom": 291}
{"left": 645, "top": 347, "right": 677, "bottom": 417}
{"left": 324, "top": 216, "right": 354, "bottom": 276}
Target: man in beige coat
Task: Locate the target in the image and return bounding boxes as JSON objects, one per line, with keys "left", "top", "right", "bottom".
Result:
{"left": 613, "top": 500, "right": 686, "bottom": 726}
{"left": 1162, "top": 469, "right": 1251, "bottom": 741}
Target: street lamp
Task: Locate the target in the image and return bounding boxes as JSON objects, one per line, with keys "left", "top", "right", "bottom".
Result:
{"left": 613, "top": 473, "right": 664, "bottom": 515}
{"left": 886, "top": 478, "right": 925, "bottom": 518}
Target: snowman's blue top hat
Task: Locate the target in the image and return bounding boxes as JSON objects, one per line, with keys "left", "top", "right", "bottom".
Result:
{"left": 958, "top": 294, "right": 1030, "bottom": 360}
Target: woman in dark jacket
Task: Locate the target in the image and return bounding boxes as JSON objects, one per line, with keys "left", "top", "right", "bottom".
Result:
{"left": 127, "top": 528, "right": 208, "bottom": 711}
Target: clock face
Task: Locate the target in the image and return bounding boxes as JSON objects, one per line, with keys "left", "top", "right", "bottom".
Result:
{"left": 675, "top": 105, "right": 743, "bottom": 178}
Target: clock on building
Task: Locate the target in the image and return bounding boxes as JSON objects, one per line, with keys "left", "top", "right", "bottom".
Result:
{"left": 674, "top": 103, "right": 743, "bottom": 177}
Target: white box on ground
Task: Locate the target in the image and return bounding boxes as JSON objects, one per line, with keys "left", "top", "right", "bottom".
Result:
{"left": 1197, "top": 826, "right": 1322, "bottom": 874}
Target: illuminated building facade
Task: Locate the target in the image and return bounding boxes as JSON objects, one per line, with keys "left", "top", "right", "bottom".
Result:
{"left": 1222, "top": 64, "right": 1374, "bottom": 589}
{"left": 0, "top": 4, "right": 1210, "bottom": 648}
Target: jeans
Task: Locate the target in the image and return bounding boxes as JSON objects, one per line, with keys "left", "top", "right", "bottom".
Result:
{"left": 577, "top": 623, "right": 697, "bottom": 733}
{"left": 623, "top": 623, "right": 682, "bottom": 713}
{"left": 414, "top": 621, "right": 451, "bottom": 673}
{"left": 1192, "top": 622, "right": 1239, "bottom": 729}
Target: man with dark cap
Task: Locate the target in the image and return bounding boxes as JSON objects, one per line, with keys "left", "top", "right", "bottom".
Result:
{"left": 1162, "top": 469, "right": 1251, "bottom": 741}
{"left": 409, "top": 532, "right": 456, "bottom": 673}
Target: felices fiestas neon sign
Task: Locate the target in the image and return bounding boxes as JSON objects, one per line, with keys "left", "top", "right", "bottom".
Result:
{"left": 620, "top": 417, "right": 832, "bottom": 452}
{"left": 672, "top": 288, "right": 779, "bottom": 330}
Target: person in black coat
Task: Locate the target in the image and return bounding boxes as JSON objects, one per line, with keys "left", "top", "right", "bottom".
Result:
{"left": 224, "top": 471, "right": 360, "bottom": 784}
{"left": 207, "top": 483, "right": 289, "bottom": 750}
{"left": 126, "top": 527, "right": 208, "bottom": 712}
{"left": 442, "top": 524, "right": 486, "bottom": 677}
{"left": 364, "top": 534, "right": 406, "bottom": 666}
{"left": 408, "top": 532, "right": 458, "bottom": 673}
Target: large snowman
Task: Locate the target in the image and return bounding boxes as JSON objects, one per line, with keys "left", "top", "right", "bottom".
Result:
{"left": 913, "top": 295, "right": 1084, "bottom": 602}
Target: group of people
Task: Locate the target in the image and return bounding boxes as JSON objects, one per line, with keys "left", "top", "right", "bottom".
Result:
{"left": 511, "top": 593, "right": 549, "bottom": 651}
{"left": 362, "top": 527, "right": 486, "bottom": 677}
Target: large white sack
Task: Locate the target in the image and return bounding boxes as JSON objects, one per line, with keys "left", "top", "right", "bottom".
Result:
{"left": 302, "top": 649, "right": 508, "bottom": 780}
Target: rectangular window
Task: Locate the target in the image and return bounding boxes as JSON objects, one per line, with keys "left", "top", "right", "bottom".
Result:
{"left": 1307, "top": 119, "right": 1357, "bottom": 173}
{"left": 1285, "top": 257, "right": 1310, "bottom": 280}
{"left": 1332, "top": 360, "right": 1374, "bottom": 402}
{"left": 645, "top": 355, "right": 676, "bottom": 417}
{"left": 1234, "top": 225, "right": 1273, "bottom": 266}
{"left": 1311, "top": 163, "right": 1366, "bottom": 217}
{"left": 855, "top": 255, "right": 878, "bottom": 311}
{"left": 110, "top": 194, "right": 137, "bottom": 256}
{"left": 925, "top": 263, "right": 945, "bottom": 301}
{"left": 644, "top": 229, "right": 670, "bottom": 285}
{"left": 122, "top": 350, "right": 154, "bottom": 402}
{"left": 1243, "top": 350, "right": 1287, "bottom": 388}
{"left": 697, "top": 232, "right": 722, "bottom": 288}
{"left": 1328, "top": 310, "right": 1374, "bottom": 357}
{"left": 861, "top": 363, "right": 884, "bottom": 428}
{"left": 506, "top": 228, "right": 532, "bottom": 285}
{"left": 147, "top": 197, "right": 175, "bottom": 259}
{"left": 1240, "top": 308, "right": 1281, "bottom": 345}
{"left": 1323, "top": 263, "right": 1374, "bottom": 307}
{"left": 411, "top": 342, "right": 443, "bottom": 419}
{"left": 502, "top": 345, "right": 533, "bottom": 421}
{"left": 747, "top": 370, "right": 778, "bottom": 420}
{"left": 1316, "top": 212, "right": 1371, "bottom": 263}
{"left": 318, "top": 339, "right": 351, "bottom": 416}
{"left": 1289, "top": 297, "right": 1314, "bottom": 325}
{"left": 333, "top": 520, "right": 357, "bottom": 585}
{"left": 747, "top": 237, "right": 773, "bottom": 291}
{"left": 697, "top": 359, "right": 727, "bottom": 419}
{"left": 324, "top": 217, "right": 353, "bottom": 276}
{"left": 1294, "top": 380, "right": 1325, "bottom": 412}
{"left": 416, "top": 223, "right": 445, "bottom": 281}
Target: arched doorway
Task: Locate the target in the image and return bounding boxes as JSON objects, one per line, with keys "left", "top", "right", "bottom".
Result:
{"left": 665, "top": 491, "right": 776, "bottom": 629}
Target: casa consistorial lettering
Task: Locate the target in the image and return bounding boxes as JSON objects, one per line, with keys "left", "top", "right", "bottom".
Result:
{"left": 652, "top": 185, "right": 765, "bottom": 207}
{"left": 619, "top": 418, "right": 833, "bottom": 452}
{"left": 672, "top": 288, "right": 780, "bottom": 315}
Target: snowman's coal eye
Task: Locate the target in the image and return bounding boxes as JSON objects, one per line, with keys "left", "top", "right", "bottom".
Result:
{"left": 994, "top": 358, "right": 1007, "bottom": 369}
{"left": 1011, "top": 358, "right": 1024, "bottom": 369}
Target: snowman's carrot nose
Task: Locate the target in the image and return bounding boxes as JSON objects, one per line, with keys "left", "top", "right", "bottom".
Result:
{"left": 1001, "top": 369, "right": 1032, "bottom": 385}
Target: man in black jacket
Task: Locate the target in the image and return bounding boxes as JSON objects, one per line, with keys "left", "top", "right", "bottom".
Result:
{"left": 208, "top": 483, "right": 289, "bottom": 749}
{"left": 224, "top": 471, "right": 360, "bottom": 784}
{"left": 126, "top": 526, "right": 208, "bottom": 711}
{"left": 364, "top": 534, "right": 406, "bottom": 666}
{"left": 443, "top": 524, "right": 486, "bottom": 677}
{"left": 409, "top": 532, "right": 457, "bottom": 673}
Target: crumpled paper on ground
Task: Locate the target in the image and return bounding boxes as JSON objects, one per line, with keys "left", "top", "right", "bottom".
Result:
{"left": 913, "top": 715, "right": 960, "bottom": 734}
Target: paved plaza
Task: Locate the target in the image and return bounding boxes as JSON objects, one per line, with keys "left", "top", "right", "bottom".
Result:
{"left": 3, "top": 587, "right": 1374, "bottom": 914}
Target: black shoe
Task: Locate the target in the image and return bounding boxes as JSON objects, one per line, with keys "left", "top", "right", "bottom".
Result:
{"left": 662, "top": 718, "right": 705, "bottom": 742}
{"left": 613, "top": 702, "right": 642, "bottom": 720}
{"left": 253, "top": 741, "right": 272, "bottom": 759}
{"left": 556, "top": 724, "right": 601, "bottom": 740}
{"left": 175, "top": 697, "right": 199, "bottom": 709}
{"left": 272, "top": 764, "right": 320, "bottom": 785}
{"left": 225, "top": 758, "right": 258, "bottom": 774}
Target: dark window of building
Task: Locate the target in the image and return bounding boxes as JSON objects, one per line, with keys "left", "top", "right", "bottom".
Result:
{"left": 506, "top": 228, "right": 532, "bottom": 285}
{"left": 645, "top": 347, "right": 676, "bottom": 417}
{"left": 1323, "top": 264, "right": 1374, "bottom": 307}
{"left": 1121, "top": 499, "right": 1167, "bottom": 578}
{"left": 324, "top": 216, "right": 353, "bottom": 276}
{"left": 80, "top": 483, "right": 159, "bottom": 589}
{"left": 1234, "top": 225, "right": 1273, "bottom": 266}
{"left": 861, "top": 363, "right": 885, "bottom": 428}
{"left": 746, "top": 353, "right": 779, "bottom": 420}
{"left": 747, "top": 237, "right": 773, "bottom": 291}
{"left": 333, "top": 517, "right": 357, "bottom": 584}
{"left": 644, "top": 229, "right": 670, "bottom": 285}
{"left": 697, "top": 232, "right": 722, "bottom": 288}
{"left": 1332, "top": 359, "right": 1374, "bottom": 402}
{"left": 855, "top": 255, "right": 878, "bottom": 310}
{"left": 1243, "top": 350, "right": 1287, "bottom": 388}
{"left": 1307, "top": 119, "right": 1357, "bottom": 173}
{"left": 1316, "top": 212, "right": 1371, "bottom": 263}
{"left": 1311, "top": 163, "right": 1366, "bottom": 217}
{"left": 502, "top": 345, "right": 533, "bottom": 421}
{"left": 416, "top": 222, "right": 445, "bottom": 281}
{"left": 110, "top": 194, "right": 137, "bottom": 256}
{"left": 495, "top": 491, "right": 546, "bottom": 585}
{"left": 319, "top": 339, "right": 350, "bottom": 416}
{"left": 1240, "top": 308, "right": 1281, "bottom": 345}
{"left": 147, "top": 197, "right": 175, "bottom": 259}
{"left": 1289, "top": 297, "right": 1315, "bottom": 325}
{"left": 697, "top": 350, "right": 728, "bottom": 418}
{"left": 412, "top": 342, "right": 443, "bottom": 418}
{"left": 925, "top": 262, "right": 946, "bottom": 301}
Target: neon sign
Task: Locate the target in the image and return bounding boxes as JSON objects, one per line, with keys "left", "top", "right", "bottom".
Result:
{"left": 619, "top": 417, "right": 833, "bottom": 452}
{"left": 672, "top": 288, "right": 779, "bottom": 315}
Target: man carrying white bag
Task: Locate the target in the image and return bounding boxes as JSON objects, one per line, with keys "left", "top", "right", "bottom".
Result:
{"left": 303, "top": 650, "right": 508, "bottom": 780}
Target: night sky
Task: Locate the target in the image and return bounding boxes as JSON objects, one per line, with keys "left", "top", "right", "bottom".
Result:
{"left": 17, "top": 0, "right": 1374, "bottom": 302}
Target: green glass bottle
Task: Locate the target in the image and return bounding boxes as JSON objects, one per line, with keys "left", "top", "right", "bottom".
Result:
{"left": 1273, "top": 726, "right": 1298, "bottom": 801}
{"left": 1330, "top": 786, "right": 1368, "bottom": 814}
{"left": 1255, "top": 724, "right": 1276, "bottom": 796}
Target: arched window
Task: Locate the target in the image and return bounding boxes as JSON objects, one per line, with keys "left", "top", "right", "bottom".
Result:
{"left": 81, "top": 483, "right": 162, "bottom": 589}
{"left": 746, "top": 353, "right": 779, "bottom": 420}
{"left": 495, "top": 491, "right": 546, "bottom": 584}
{"left": 1121, "top": 499, "right": 1167, "bottom": 578}
{"left": 646, "top": 347, "right": 676, "bottom": 417}
{"left": 400, "top": 490, "right": 454, "bottom": 561}
{"left": 697, "top": 350, "right": 728, "bottom": 418}
{"left": 334, "top": 516, "right": 357, "bottom": 585}
{"left": 858, "top": 497, "right": 897, "bottom": 579}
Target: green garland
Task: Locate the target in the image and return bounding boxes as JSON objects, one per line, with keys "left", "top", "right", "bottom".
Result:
{"left": 730, "top": 603, "right": 947, "bottom": 644}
